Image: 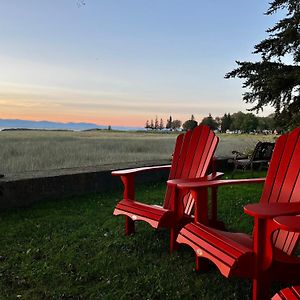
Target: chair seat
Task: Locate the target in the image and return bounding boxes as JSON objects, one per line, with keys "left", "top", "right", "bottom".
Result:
{"left": 177, "top": 222, "right": 254, "bottom": 277}
{"left": 272, "top": 286, "right": 300, "bottom": 300}
{"left": 113, "top": 199, "right": 174, "bottom": 229}
{"left": 177, "top": 222, "right": 300, "bottom": 279}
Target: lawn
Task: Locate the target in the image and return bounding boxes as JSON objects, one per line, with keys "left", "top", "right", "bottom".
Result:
{"left": 0, "top": 130, "right": 275, "bottom": 174}
{"left": 0, "top": 171, "right": 283, "bottom": 300}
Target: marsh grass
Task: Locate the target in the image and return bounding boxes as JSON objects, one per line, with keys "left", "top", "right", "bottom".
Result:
{"left": 0, "top": 130, "right": 275, "bottom": 174}
{"left": 0, "top": 171, "right": 284, "bottom": 299}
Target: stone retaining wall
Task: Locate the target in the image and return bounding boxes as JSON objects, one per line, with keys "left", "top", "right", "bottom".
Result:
{"left": 0, "top": 157, "right": 231, "bottom": 211}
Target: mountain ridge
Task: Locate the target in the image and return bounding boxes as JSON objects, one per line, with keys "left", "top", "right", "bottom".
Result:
{"left": 0, "top": 118, "right": 144, "bottom": 131}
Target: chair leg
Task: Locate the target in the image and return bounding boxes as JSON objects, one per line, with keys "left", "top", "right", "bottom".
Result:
{"left": 125, "top": 216, "right": 135, "bottom": 235}
{"left": 170, "top": 227, "right": 179, "bottom": 252}
{"left": 195, "top": 255, "right": 209, "bottom": 272}
{"left": 252, "top": 277, "right": 270, "bottom": 300}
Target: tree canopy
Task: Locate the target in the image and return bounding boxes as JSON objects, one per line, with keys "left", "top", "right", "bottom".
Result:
{"left": 200, "top": 113, "right": 218, "bottom": 130}
{"left": 182, "top": 115, "right": 198, "bottom": 131}
{"left": 225, "top": 0, "right": 300, "bottom": 130}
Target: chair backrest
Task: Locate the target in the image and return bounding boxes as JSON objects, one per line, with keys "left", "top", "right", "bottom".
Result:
{"left": 260, "top": 128, "right": 300, "bottom": 254}
{"left": 163, "top": 125, "right": 219, "bottom": 213}
{"left": 251, "top": 141, "right": 275, "bottom": 161}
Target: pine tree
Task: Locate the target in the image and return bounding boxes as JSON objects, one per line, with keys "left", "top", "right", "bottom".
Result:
{"left": 145, "top": 120, "right": 150, "bottom": 130}
{"left": 225, "top": 0, "right": 300, "bottom": 130}
{"left": 166, "top": 116, "right": 172, "bottom": 130}
{"left": 159, "top": 118, "right": 164, "bottom": 130}
{"left": 150, "top": 119, "right": 154, "bottom": 130}
{"left": 154, "top": 116, "right": 159, "bottom": 130}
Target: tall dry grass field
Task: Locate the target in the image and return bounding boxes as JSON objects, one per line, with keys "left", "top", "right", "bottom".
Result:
{"left": 0, "top": 130, "right": 176, "bottom": 174}
{"left": 0, "top": 130, "right": 276, "bottom": 174}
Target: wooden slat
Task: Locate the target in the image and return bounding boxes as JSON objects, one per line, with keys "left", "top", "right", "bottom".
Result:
{"left": 174, "top": 129, "right": 193, "bottom": 179}
{"left": 261, "top": 134, "right": 287, "bottom": 203}
{"left": 116, "top": 200, "right": 166, "bottom": 220}
{"left": 269, "top": 129, "right": 300, "bottom": 204}
{"left": 168, "top": 133, "right": 184, "bottom": 180}
{"left": 196, "top": 131, "right": 216, "bottom": 178}
{"left": 164, "top": 133, "right": 184, "bottom": 209}
{"left": 277, "top": 140, "right": 300, "bottom": 203}
{"left": 180, "top": 126, "right": 204, "bottom": 178}
{"left": 197, "top": 134, "right": 219, "bottom": 178}
{"left": 180, "top": 227, "right": 238, "bottom": 267}
{"left": 290, "top": 175, "right": 300, "bottom": 203}
{"left": 271, "top": 130, "right": 300, "bottom": 252}
{"left": 186, "top": 223, "right": 251, "bottom": 258}
{"left": 274, "top": 286, "right": 300, "bottom": 300}
{"left": 184, "top": 194, "right": 194, "bottom": 215}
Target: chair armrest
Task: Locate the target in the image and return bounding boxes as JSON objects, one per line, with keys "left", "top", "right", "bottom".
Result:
{"left": 273, "top": 216, "right": 300, "bottom": 232}
{"left": 112, "top": 164, "right": 171, "bottom": 176}
{"left": 244, "top": 203, "right": 300, "bottom": 219}
{"left": 167, "top": 172, "right": 224, "bottom": 187}
{"left": 175, "top": 177, "right": 265, "bottom": 190}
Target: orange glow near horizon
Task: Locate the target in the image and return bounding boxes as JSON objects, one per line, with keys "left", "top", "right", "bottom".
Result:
{"left": 0, "top": 111, "right": 149, "bottom": 127}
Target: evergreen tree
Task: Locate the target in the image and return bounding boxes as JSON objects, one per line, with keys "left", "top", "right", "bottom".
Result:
{"left": 225, "top": 0, "right": 300, "bottom": 130}
{"left": 159, "top": 118, "right": 164, "bottom": 130}
{"left": 150, "top": 119, "right": 154, "bottom": 130}
{"left": 145, "top": 120, "right": 150, "bottom": 130}
{"left": 166, "top": 116, "right": 172, "bottom": 130}
{"left": 154, "top": 116, "right": 159, "bottom": 130}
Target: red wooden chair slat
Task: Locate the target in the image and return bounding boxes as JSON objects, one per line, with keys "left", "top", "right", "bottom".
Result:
{"left": 185, "top": 126, "right": 208, "bottom": 178}
{"left": 168, "top": 133, "right": 184, "bottom": 180}
{"left": 272, "top": 130, "right": 300, "bottom": 252}
{"left": 272, "top": 286, "right": 300, "bottom": 300}
{"left": 196, "top": 131, "right": 217, "bottom": 178}
{"left": 112, "top": 125, "right": 221, "bottom": 251}
{"left": 176, "top": 128, "right": 300, "bottom": 300}
{"left": 180, "top": 126, "right": 205, "bottom": 178}
{"left": 260, "top": 133, "right": 287, "bottom": 204}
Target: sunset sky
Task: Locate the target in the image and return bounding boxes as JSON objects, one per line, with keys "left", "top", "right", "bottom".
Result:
{"left": 0, "top": 1, "right": 279, "bottom": 127}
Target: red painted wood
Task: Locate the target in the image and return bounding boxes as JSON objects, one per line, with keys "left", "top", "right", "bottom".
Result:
{"left": 274, "top": 216, "right": 300, "bottom": 232}
{"left": 173, "top": 129, "right": 194, "bottom": 179}
{"left": 112, "top": 164, "right": 171, "bottom": 176}
{"left": 176, "top": 128, "right": 300, "bottom": 300}
{"left": 244, "top": 203, "right": 300, "bottom": 218}
{"left": 168, "top": 133, "right": 184, "bottom": 180}
{"left": 176, "top": 178, "right": 266, "bottom": 190}
{"left": 112, "top": 125, "right": 219, "bottom": 251}
{"left": 272, "top": 286, "right": 300, "bottom": 300}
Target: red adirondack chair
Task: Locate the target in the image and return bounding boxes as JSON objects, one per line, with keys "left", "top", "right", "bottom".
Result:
{"left": 175, "top": 128, "right": 300, "bottom": 300}
{"left": 272, "top": 216, "right": 300, "bottom": 300}
{"left": 112, "top": 125, "right": 223, "bottom": 251}
{"left": 273, "top": 285, "right": 300, "bottom": 299}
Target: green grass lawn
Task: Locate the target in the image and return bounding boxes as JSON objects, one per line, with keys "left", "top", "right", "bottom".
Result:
{"left": 0, "top": 171, "right": 280, "bottom": 299}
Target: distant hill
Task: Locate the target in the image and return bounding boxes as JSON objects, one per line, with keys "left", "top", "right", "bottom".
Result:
{"left": 0, "top": 119, "right": 144, "bottom": 131}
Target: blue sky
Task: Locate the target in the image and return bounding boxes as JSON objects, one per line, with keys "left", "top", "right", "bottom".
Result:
{"left": 0, "top": 1, "right": 278, "bottom": 126}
